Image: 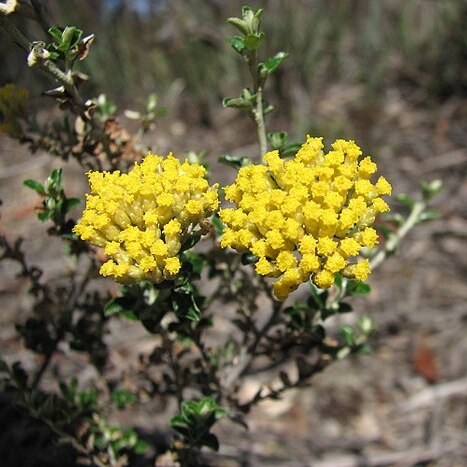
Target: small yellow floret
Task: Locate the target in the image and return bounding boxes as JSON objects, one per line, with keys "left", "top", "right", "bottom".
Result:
{"left": 317, "top": 237, "right": 337, "bottom": 256}
{"left": 299, "top": 253, "right": 320, "bottom": 274}
{"left": 326, "top": 253, "right": 346, "bottom": 273}
{"left": 339, "top": 237, "right": 361, "bottom": 257}
{"left": 314, "top": 270, "right": 335, "bottom": 289}
{"left": 186, "top": 199, "right": 204, "bottom": 215}
{"left": 353, "top": 259, "right": 371, "bottom": 281}
{"left": 360, "top": 227, "right": 379, "bottom": 248}
{"left": 372, "top": 197, "right": 390, "bottom": 213}
{"left": 164, "top": 219, "right": 182, "bottom": 237}
{"left": 164, "top": 257, "right": 181, "bottom": 275}
{"left": 375, "top": 176, "right": 392, "bottom": 195}
{"left": 276, "top": 251, "right": 297, "bottom": 272}
{"left": 256, "top": 257, "right": 275, "bottom": 276}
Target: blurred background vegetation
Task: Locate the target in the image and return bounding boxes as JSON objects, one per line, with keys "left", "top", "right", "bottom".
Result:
{"left": 1, "top": 0, "right": 466, "bottom": 140}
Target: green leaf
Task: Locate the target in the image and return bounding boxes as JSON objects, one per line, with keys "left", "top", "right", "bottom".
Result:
{"left": 312, "top": 324, "right": 326, "bottom": 340}
{"left": 340, "top": 324, "right": 356, "bottom": 347}
{"left": 222, "top": 96, "right": 253, "bottom": 111}
{"left": 267, "top": 131, "right": 288, "bottom": 150}
{"left": 186, "top": 307, "right": 200, "bottom": 322}
{"left": 48, "top": 50, "right": 60, "bottom": 61}
{"left": 347, "top": 280, "right": 371, "bottom": 295}
{"left": 376, "top": 224, "right": 394, "bottom": 239}
{"left": 223, "top": 88, "right": 255, "bottom": 111}
{"left": 244, "top": 32, "right": 264, "bottom": 51}
{"left": 280, "top": 142, "right": 301, "bottom": 157}
{"left": 59, "top": 26, "right": 83, "bottom": 52}
{"left": 241, "top": 253, "right": 257, "bottom": 265}
{"left": 358, "top": 315, "right": 376, "bottom": 335}
{"left": 308, "top": 282, "right": 327, "bottom": 310}
{"left": 258, "top": 51, "right": 288, "bottom": 77}
{"left": 58, "top": 26, "right": 74, "bottom": 51}
{"left": 218, "top": 154, "right": 252, "bottom": 169}
{"left": 211, "top": 213, "right": 224, "bottom": 236}
{"left": 48, "top": 26, "right": 63, "bottom": 44}
{"left": 357, "top": 344, "right": 373, "bottom": 354}
{"left": 419, "top": 208, "right": 440, "bottom": 222}
{"left": 51, "top": 168, "right": 62, "bottom": 185}
{"left": 111, "top": 388, "right": 138, "bottom": 409}
{"left": 180, "top": 233, "right": 201, "bottom": 253}
{"left": 338, "top": 302, "right": 352, "bottom": 313}
{"left": 420, "top": 179, "right": 443, "bottom": 202}
{"left": 64, "top": 197, "right": 81, "bottom": 212}
{"left": 37, "top": 210, "right": 51, "bottom": 222}
{"left": 334, "top": 273, "right": 343, "bottom": 288}
{"left": 103, "top": 298, "right": 138, "bottom": 320}
{"left": 395, "top": 193, "right": 415, "bottom": 208}
{"left": 227, "top": 35, "right": 246, "bottom": 53}
{"left": 226, "top": 19, "right": 249, "bottom": 35}
{"left": 45, "top": 168, "right": 63, "bottom": 194}
{"left": 264, "top": 51, "right": 288, "bottom": 71}
{"left": 241, "top": 6, "right": 263, "bottom": 33}
{"left": 183, "top": 252, "right": 206, "bottom": 277}
{"left": 23, "top": 179, "right": 45, "bottom": 195}
{"left": 200, "top": 432, "right": 220, "bottom": 451}
{"left": 78, "top": 389, "right": 98, "bottom": 409}
{"left": 134, "top": 439, "right": 149, "bottom": 455}
{"left": 170, "top": 414, "right": 188, "bottom": 428}
{"left": 171, "top": 284, "right": 202, "bottom": 322}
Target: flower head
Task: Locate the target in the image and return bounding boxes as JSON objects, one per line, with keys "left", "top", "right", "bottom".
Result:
{"left": 74, "top": 152, "right": 219, "bottom": 283}
{"left": 220, "top": 136, "right": 391, "bottom": 300}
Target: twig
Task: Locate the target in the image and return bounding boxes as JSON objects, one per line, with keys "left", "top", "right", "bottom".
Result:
{"left": 0, "top": 14, "right": 30, "bottom": 50}
{"left": 32, "top": 255, "right": 95, "bottom": 388}
{"left": 370, "top": 200, "right": 426, "bottom": 271}
{"left": 309, "top": 445, "right": 464, "bottom": 467}
{"left": 254, "top": 86, "right": 268, "bottom": 156}
{"left": 39, "top": 416, "right": 107, "bottom": 467}
{"left": 396, "top": 376, "right": 467, "bottom": 414}
{"left": 0, "top": 15, "right": 86, "bottom": 115}
{"left": 222, "top": 299, "right": 282, "bottom": 390}
{"left": 30, "top": 0, "right": 51, "bottom": 36}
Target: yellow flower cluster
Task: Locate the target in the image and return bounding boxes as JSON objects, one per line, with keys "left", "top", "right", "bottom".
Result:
{"left": 220, "top": 136, "right": 392, "bottom": 300}
{"left": 74, "top": 152, "right": 219, "bottom": 283}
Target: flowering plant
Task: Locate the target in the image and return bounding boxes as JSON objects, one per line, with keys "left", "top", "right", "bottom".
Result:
{"left": 0, "top": 4, "right": 441, "bottom": 466}
{"left": 220, "top": 137, "right": 391, "bottom": 299}
{"left": 74, "top": 153, "right": 219, "bottom": 283}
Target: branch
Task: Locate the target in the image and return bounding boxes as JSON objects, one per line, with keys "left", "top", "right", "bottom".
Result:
{"left": 32, "top": 255, "right": 95, "bottom": 388}
{"left": 370, "top": 200, "right": 426, "bottom": 271}
{"left": 39, "top": 416, "right": 107, "bottom": 467}
{"left": 0, "top": 15, "right": 86, "bottom": 114}
{"left": 222, "top": 299, "right": 282, "bottom": 390}
{"left": 396, "top": 376, "right": 467, "bottom": 413}
{"left": 30, "top": 0, "right": 51, "bottom": 35}
{"left": 0, "top": 14, "right": 30, "bottom": 50}
{"left": 254, "top": 86, "right": 268, "bottom": 156}
{"left": 310, "top": 445, "right": 464, "bottom": 467}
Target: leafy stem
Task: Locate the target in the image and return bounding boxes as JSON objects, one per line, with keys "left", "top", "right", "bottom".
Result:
{"left": 254, "top": 85, "right": 268, "bottom": 156}
{"left": 0, "top": 16, "right": 85, "bottom": 114}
